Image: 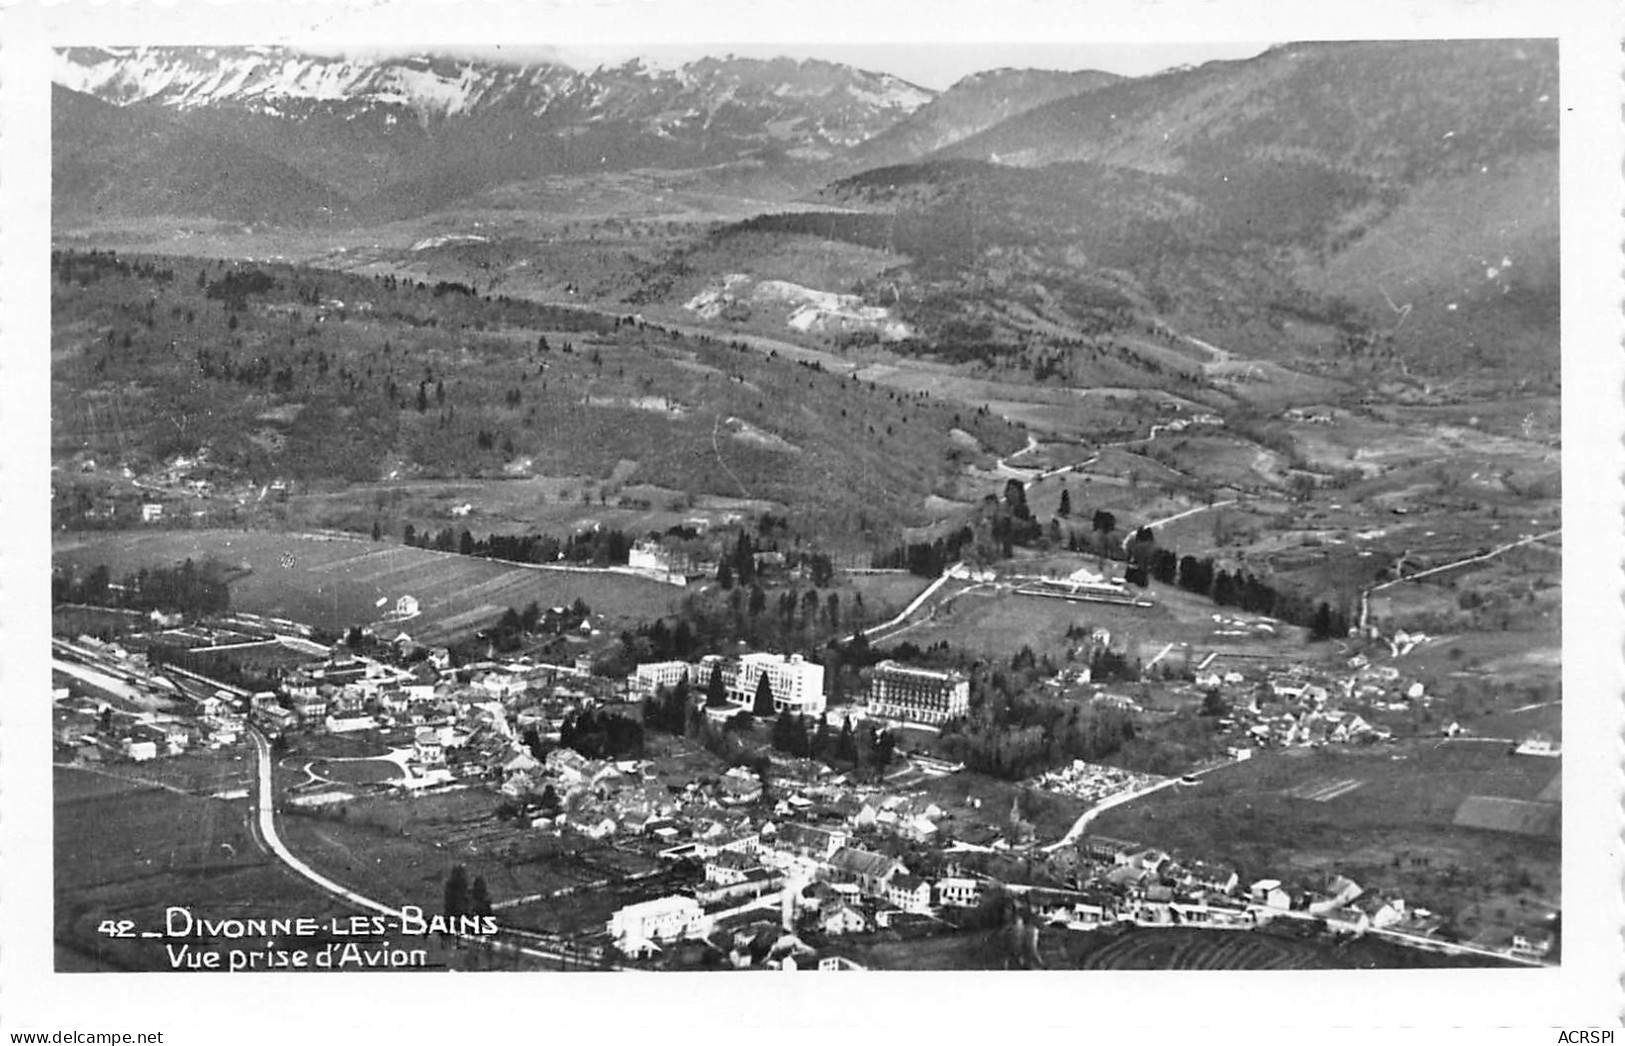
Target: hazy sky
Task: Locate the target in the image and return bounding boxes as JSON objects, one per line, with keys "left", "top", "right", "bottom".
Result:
{"left": 329, "top": 42, "right": 1274, "bottom": 90}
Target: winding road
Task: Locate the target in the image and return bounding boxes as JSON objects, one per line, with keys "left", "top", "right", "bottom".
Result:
{"left": 1358, "top": 527, "right": 1562, "bottom": 632}
{"left": 247, "top": 727, "right": 629, "bottom": 969}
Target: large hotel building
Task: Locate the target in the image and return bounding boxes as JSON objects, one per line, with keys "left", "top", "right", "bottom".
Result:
{"left": 866, "top": 660, "right": 971, "bottom": 726}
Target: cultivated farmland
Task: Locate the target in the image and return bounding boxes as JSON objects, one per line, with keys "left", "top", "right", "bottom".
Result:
{"left": 1089, "top": 739, "right": 1560, "bottom": 920}
{"left": 54, "top": 528, "right": 686, "bottom": 641}
{"left": 1071, "top": 927, "right": 1333, "bottom": 970}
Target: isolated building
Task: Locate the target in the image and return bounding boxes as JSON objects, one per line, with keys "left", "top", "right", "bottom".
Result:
{"left": 866, "top": 660, "right": 970, "bottom": 726}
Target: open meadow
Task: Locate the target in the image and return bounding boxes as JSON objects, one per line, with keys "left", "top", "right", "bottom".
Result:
{"left": 54, "top": 528, "right": 686, "bottom": 641}
{"left": 53, "top": 763, "right": 354, "bottom": 970}
{"left": 1089, "top": 739, "right": 1559, "bottom": 921}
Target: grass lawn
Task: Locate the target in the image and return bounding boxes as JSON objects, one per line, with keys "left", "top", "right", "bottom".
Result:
{"left": 312, "top": 758, "right": 403, "bottom": 785}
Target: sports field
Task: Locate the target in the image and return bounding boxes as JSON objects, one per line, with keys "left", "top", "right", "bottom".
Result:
{"left": 55, "top": 529, "right": 686, "bottom": 642}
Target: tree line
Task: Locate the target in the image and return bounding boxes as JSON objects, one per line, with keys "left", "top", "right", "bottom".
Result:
{"left": 401, "top": 524, "right": 635, "bottom": 568}
{"left": 52, "top": 559, "right": 231, "bottom": 619}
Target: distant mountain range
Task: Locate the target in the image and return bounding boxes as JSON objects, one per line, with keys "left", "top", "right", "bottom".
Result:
{"left": 796, "top": 40, "right": 1559, "bottom": 379}
{"left": 53, "top": 41, "right": 1559, "bottom": 382}
{"left": 52, "top": 46, "right": 1140, "bottom": 222}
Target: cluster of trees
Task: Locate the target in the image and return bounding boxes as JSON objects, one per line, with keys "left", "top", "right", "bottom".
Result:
{"left": 871, "top": 524, "right": 976, "bottom": 576}
{"left": 558, "top": 707, "right": 644, "bottom": 760}
{"left": 939, "top": 695, "right": 1138, "bottom": 781}
{"left": 204, "top": 269, "right": 277, "bottom": 310}
{"left": 146, "top": 642, "right": 275, "bottom": 694}
{"left": 52, "top": 250, "right": 175, "bottom": 287}
{"left": 1130, "top": 546, "right": 1351, "bottom": 640}
{"left": 769, "top": 711, "right": 897, "bottom": 776}
{"left": 484, "top": 598, "right": 592, "bottom": 652}
{"left": 402, "top": 524, "right": 634, "bottom": 568}
{"left": 52, "top": 559, "right": 230, "bottom": 618}
{"left": 441, "top": 865, "right": 494, "bottom": 926}
{"left": 928, "top": 656, "right": 1142, "bottom": 780}
{"left": 642, "top": 678, "right": 701, "bottom": 736}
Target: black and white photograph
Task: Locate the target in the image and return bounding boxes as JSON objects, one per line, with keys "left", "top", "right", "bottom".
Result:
{"left": 2, "top": 0, "right": 1620, "bottom": 1040}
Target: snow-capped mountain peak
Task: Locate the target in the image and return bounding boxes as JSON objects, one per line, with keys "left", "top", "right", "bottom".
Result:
{"left": 54, "top": 46, "right": 575, "bottom": 123}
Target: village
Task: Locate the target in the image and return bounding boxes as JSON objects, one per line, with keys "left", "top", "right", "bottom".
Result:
{"left": 51, "top": 591, "right": 1560, "bottom": 972}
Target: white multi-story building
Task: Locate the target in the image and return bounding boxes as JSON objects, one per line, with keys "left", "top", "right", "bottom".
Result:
{"left": 607, "top": 895, "right": 709, "bottom": 955}
{"left": 936, "top": 877, "right": 983, "bottom": 908}
{"left": 866, "top": 660, "right": 970, "bottom": 726}
{"left": 633, "top": 660, "right": 692, "bottom": 697}
{"left": 733, "top": 652, "right": 825, "bottom": 716}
